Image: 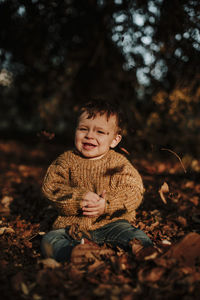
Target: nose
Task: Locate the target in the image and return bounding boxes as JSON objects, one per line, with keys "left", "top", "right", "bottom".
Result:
{"left": 85, "top": 130, "right": 94, "bottom": 139}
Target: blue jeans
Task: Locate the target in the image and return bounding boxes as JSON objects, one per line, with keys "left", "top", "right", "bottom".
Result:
{"left": 41, "top": 220, "right": 153, "bottom": 262}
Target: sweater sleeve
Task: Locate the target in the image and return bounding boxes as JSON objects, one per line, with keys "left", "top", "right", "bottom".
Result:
{"left": 104, "top": 160, "right": 144, "bottom": 215}
{"left": 42, "top": 153, "right": 88, "bottom": 216}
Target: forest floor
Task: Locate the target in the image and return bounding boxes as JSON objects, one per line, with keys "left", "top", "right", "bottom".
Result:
{"left": 0, "top": 137, "right": 200, "bottom": 300}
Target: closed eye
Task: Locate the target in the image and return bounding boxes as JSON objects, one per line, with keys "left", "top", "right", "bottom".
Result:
{"left": 97, "top": 130, "right": 106, "bottom": 134}
{"left": 79, "top": 127, "right": 87, "bottom": 131}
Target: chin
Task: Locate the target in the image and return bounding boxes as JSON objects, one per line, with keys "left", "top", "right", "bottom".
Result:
{"left": 81, "top": 150, "right": 96, "bottom": 158}
{"left": 82, "top": 151, "right": 103, "bottom": 160}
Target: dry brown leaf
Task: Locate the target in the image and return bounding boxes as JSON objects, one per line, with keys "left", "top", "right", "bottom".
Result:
{"left": 68, "top": 265, "right": 85, "bottom": 280}
{"left": 159, "top": 182, "right": 169, "bottom": 204}
{"left": 157, "top": 163, "right": 167, "bottom": 173}
{"left": 33, "top": 294, "right": 43, "bottom": 300}
{"left": 146, "top": 267, "right": 165, "bottom": 282}
{"left": 138, "top": 267, "right": 165, "bottom": 282}
{"left": 195, "top": 184, "right": 200, "bottom": 193}
{"left": 163, "top": 232, "right": 200, "bottom": 266}
{"left": 21, "top": 282, "right": 29, "bottom": 295}
{"left": 184, "top": 181, "right": 195, "bottom": 189}
{"left": 38, "top": 232, "right": 46, "bottom": 236}
{"left": 144, "top": 251, "right": 159, "bottom": 261}
{"left": 179, "top": 266, "right": 194, "bottom": 275}
{"left": 0, "top": 227, "right": 7, "bottom": 235}
{"left": 192, "top": 214, "right": 200, "bottom": 224}
{"left": 149, "top": 221, "right": 159, "bottom": 230}
{"left": 1, "top": 196, "right": 13, "bottom": 207}
{"left": 189, "top": 196, "right": 199, "bottom": 206}
{"left": 177, "top": 216, "right": 187, "bottom": 227}
{"left": 162, "top": 239, "right": 172, "bottom": 245}
{"left": 88, "top": 260, "right": 106, "bottom": 273}
{"left": 0, "top": 227, "right": 15, "bottom": 235}
{"left": 38, "top": 258, "right": 61, "bottom": 269}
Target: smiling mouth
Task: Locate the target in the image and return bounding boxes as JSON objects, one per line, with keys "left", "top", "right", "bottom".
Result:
{"left": 83, "top": 142, "right": 97, "bottom": 149}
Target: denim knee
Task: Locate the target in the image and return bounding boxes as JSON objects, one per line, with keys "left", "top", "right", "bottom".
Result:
{"left": 41, "top": 228, "right": 80, "bottom": 262}
{"left": 90, "top": 220, "right": 153, "bottom": 250}
{"left": 129, "top": 228, "right": 153, "bottom": 247}
{"left": 40, "top": 229, "right": 66, "bottom": 258}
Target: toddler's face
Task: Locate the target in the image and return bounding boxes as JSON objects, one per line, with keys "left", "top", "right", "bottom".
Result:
{"left": 75, "top": 112, "right": 121, "bottom": 159}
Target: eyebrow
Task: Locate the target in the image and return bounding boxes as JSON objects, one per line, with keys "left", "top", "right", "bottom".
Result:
{"left": 96, "top": 127, "right": 106, "bottom": 130}
{"left": 96, "top": 126, "right": 110, "bottom": 133}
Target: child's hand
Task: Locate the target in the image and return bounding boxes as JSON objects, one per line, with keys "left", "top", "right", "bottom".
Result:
{"left": 82, "top": 191, "right": 100, "bottom": 207}
{"left": 82, "top": 190, "right": 106, "bottom": 217}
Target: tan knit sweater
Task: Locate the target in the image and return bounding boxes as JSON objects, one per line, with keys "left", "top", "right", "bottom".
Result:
{"left": 42, "top": 149, "right": 144, "bottom": 239}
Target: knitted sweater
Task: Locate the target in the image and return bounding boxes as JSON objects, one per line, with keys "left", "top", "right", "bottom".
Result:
{"left": 42, "top": 149, "right": 144, "bottom": 239}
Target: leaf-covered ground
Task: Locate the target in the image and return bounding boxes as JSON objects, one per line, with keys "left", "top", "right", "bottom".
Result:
{"left": 0, "top": 138, "right": 200, "bottom": 300}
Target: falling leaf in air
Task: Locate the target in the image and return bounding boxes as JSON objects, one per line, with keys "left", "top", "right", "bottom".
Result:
{"left": 159, "top": 182, "right": 169, "bottom": 204}
{"left": 120, "top": 147, "right": 130, "bottom": 155}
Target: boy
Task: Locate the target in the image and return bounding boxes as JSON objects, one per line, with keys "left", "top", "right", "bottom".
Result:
{"left": 41, "top": 100, "right": 153, "bottom": 262}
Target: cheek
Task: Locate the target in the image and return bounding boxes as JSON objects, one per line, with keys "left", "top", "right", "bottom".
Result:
{"left": 75, "top": 131, "right": 82, "bottom": 140}
{"left": 75, "top": 133, "right": 81, "bottom": 146}
{"left": 99, "top": 136, "right": 112, "bottom": 147}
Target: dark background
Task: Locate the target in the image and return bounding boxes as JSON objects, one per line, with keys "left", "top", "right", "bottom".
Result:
{"left": 0, "top": 0, "right": 200, "bottom": 158}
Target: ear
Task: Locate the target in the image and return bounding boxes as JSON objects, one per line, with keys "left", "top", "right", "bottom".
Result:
{"left": 110, "top": 134, "right": 122, "bottom": 148}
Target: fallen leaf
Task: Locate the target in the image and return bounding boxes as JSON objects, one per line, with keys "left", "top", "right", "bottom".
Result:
{"left": 33, "top": 294, "right": 43, "bottom": 300}
{"left": 88, "top": 260, "right": 106, "bottom": 273}
{"left": 68, "top": 265, "right": 84, "bottom": 280}
{"left": 195, "top": 184, "right": 200, "bottom": 193}
{"left": 179, "top": 266, "right": 194, "bottom": 275}
{"left": 191, "top": 160, "right": 200, "bottom": 172}
{"left": 162, "top": 239, "right": 172, "bottom": 245}
{"left": 157, "top": 163, "right": 166, "bottom": 173}
{"left": 38, "top": 258, "right": 61, "bottom": 269}
{"left": 155, "top": 257, "right": 171, "bottom": 268}
{"left": 21, "top": 282, "right": 29, "bottom": 295}
{"left": 149, "top": 221, "right": 159, "bottom": 230}
{"left": 144, "top": 251, "right": 159, "bottom": 261}
{"left": 138, "top": 267, "right": 165, "bottom": 282}
{"left": 163, "top": 232, "right": 200, "bottom": 266}
{"left": 93, "top": 286, "right": 107, "bottom": 297}
{"left": 1, "top": 196, "right": 13, "bottom": 207}
{"left": 177, "top": 216, "right": 187, "bottom": 227}
{"left": 0, "top": 227, "right": 15, "bottom": 235}
{"left": 189, "top": 196, "right": 199, "bottom": 206}
{"left": 192, "top": 214, "right": 200, "bottom": 224}
{"left": 38, "top": 231, "right": 46, "bottom": 236}
{"left": 184, "top": 181, "right": 194, "bottom": 189}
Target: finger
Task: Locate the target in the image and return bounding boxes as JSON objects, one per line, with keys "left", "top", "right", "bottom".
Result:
{"left": 82, "top": 206, "right": 99, "bottom": 212}
{"left": 81, "top": 201, "right": 87, "bottom": 207}
{"left": 83, "top": 211, "right": 99, "bottom": 216}
{"left": 100, "top": 190, "right": 106, "bottom": 198}
{"left": 84, "top": 196, "right": 100, "bottom": 203}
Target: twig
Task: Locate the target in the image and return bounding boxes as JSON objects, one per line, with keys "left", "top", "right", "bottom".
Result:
{"left": 161, "top": 148, "right": 187, "bottom": 173}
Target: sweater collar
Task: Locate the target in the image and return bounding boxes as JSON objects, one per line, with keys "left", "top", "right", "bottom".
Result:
{"left": 71, "top": 149, "right": 113, "bottom": 164}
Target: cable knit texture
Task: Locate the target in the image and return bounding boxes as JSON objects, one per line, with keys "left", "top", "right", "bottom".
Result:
{"left": 42, "top": 149, "right": 144, "bottom": 239}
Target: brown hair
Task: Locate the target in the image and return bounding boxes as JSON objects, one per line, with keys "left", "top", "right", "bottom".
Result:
{"left": 78, "top": 99, "right": 125, "bottom": 134}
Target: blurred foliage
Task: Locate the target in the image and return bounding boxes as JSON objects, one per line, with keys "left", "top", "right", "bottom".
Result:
{"left": 0, "top": 0, "right": 200, "bottom": 157}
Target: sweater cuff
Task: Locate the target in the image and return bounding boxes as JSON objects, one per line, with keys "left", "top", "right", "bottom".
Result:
{"left": 104, "top": 191, "right": 120, "bottom": 214}
{"left": 74, "top": 189, "right": 89, "bottom": 209}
